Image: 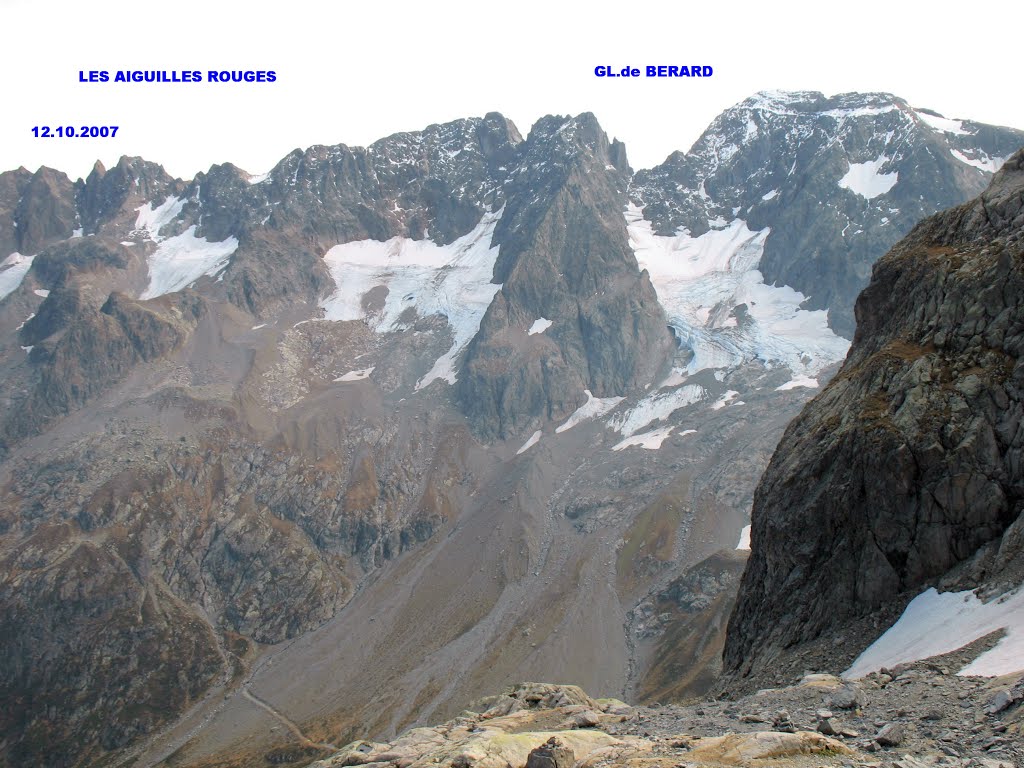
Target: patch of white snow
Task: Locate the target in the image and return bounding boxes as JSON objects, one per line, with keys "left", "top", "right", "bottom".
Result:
{"left": 845, "top": 586, "right": 1024, "bottom": 679}
{"left": 950, "top": 148, "right": 1006, "bottom": 174}
{"left": 611, "top": 424, "right": 675, "bottom": 451}
{"left": 839, "top": 156, "right": 898, "bottom": 199}
{"left": 0, "top": 253, "right": 35, "bottom": 301}
{"left": 711, "top": 390, "right": 739, "bottom": 410}
{"left": 334, "top": 368, "right": 374, "bottom": 382}
{"left": 608, "top": 384, "right": 705, "bottom": 436}
{"left": 915, "top": 110, "right": 970, "bottom": 136}
{"left": 320, "top": 209, "right": 504, "bottom": 391}
{"left": 555, "top": 389, "right": 625, "bottom": 434}
{"left": 516, "top": 430, "right": 542, "bottom": 455}
{"left": 776, "top": 375, "right": 819, "bottom": 391}
{"left": 528, "top": 317, "right": 552, "bottom": 335}
{"left": 736, "top": 525, "right": 751, "bottom": 551}
{"left": 140, "top": 227, "right": 239, "bottom": 299}
{"left": 135, "top": 196, "right": 185, "bottom": 241}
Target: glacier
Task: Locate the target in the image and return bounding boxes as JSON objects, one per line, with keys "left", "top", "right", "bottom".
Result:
{"left": 625, "top": 205, "right": 850, "bottom": 378}
{"left": 321, "top": 208, "right": 503, "bottom": 391}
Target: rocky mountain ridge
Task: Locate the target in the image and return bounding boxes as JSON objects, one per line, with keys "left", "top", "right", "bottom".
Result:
{"left": 0, "top": 93, "right": 1021, "bottom": 768}
{"left": 633, "top": 90, "right": 1024, "bottom": 336}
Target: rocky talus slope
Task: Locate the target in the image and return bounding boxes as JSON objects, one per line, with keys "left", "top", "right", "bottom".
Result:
{"left": 725, "top": 149, "right": 1024, "bottom": 686}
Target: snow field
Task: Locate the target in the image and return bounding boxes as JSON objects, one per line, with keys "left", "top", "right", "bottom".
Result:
{"left": 845, "top": 586, "right": 1024, "bottom": 679}
{"left": 320, "top": 209, "right": 503, "bottom": 390}
{"left": 625, "top": 205, "right": 849, "bottom": 379}
{"left": 838, "top": 156, "right": 898, "bottom": 199}
{"left": 135, "top": 198, "right": 240, "bottom": 300}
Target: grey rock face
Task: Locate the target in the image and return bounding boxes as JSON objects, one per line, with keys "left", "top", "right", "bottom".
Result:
{"left": 724, "top": 150, "right": 1024, "bottom": 681}
{"left": 458, "top": 113, "right": 674, "bottom": 439}
{"left": 0, "top": 166, "right": 79, "bottom": 257}
{"left": 2, "top": 291, "right": 203, "bottom": 456}
{"left": 632, "top": 91, "right": 1024, "bottom": 337}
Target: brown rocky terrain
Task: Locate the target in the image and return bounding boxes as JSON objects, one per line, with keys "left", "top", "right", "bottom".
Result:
{"left": 289, "top": 672, "right": 1023, "bottom": 768}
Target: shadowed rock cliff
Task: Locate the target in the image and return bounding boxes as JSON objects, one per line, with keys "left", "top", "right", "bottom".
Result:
{"left": 724, "top": 149, "right": 1024, "bottom": 683}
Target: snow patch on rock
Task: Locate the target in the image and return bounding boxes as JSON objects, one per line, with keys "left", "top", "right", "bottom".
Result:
{"left": 0, "top": 253, "right": 35, "bottom": 301}
{"left": 334, "top": 368, "right": 374, "bottom": 382}
{"left": 528, "top": 317, "right": 552, "bottom": 335}
{"left": 839, "top": 156, "right": 898, "bottom": 199}
{"left": 140, "top": 227, "right": 239, "bottom": 299}
{"left": 135, "top": 196, "right": 185, "bottom": 241}
{"left": 915, "top": 110, "right": 970, "bottom": 136}
{"left": 711, "top": 390, "right": 739, "bottom": 410}
{"left": 845, "top": 586, "right": 1024, "bottom": 679}
{"left": 950, "top": 148, "right": 1006, "bottom": 174}
{"left": 611, "top": 424, "right": 686, "bottom": 451}
{"left": 516, "top": 430, "right": 542, "bottom": 455}
{"left": 776, "top": 375, "right": 819, "bottom": 391}
{"left": 608, "top": 384, "right": 705, "bottom": 437}
{"left": 736, "top": 525, "right": 751, "bottom": 551}
{"left": 555, "top": 390, "right": 625, "bottom": 434}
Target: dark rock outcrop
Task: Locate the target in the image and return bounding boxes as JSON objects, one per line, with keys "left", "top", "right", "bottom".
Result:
{"left": 75, "top": 156, "right": 179, "bottom": 235}
{"left": 2, "top": 291, "right": 203, "bottom": 454}
{"left": 724, "top": 149, "right": 1024, "bottom": 682}
{"left": 0, "top": 166, "right": 79, "bottom": 257}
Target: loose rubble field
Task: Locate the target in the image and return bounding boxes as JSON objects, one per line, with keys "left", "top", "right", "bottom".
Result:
{"left": 311, "top": 667, "right": 1023, "bottom": 768}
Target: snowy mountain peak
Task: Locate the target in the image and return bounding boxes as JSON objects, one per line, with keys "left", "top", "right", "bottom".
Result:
{"left": 632, "top": 90, "right": 1024, "bottom": 336}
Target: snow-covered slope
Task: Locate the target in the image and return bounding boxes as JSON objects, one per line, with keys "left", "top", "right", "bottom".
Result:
{"left": 321, "top": 208, "right": 503, "bottom": 389}
{"left": 0, "top": 253, "right": 34, "bottom": 301}
{"left": 845, "top": 586, "right": 1024, "bottom": 678}
{"left": 625, "top": 204, "right": 850, "bottom": 378}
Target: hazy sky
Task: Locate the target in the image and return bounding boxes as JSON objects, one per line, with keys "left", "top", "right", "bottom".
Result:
{"left": 3, "top": 0, "right": 1022, "bottom": 180}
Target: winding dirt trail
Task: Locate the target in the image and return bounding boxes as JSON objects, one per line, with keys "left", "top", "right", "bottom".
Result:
{"left": 240, "top": 688, "right": 336, "bottom": 751}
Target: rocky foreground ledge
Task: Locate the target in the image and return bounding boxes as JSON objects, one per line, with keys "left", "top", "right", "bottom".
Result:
{"left": 308, "top": 668, "right": 1022, "bottom": 768}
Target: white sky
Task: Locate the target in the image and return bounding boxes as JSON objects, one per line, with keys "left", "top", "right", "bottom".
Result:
{"left": 2, "top": 0, "right": 1022, "bottom": 181}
